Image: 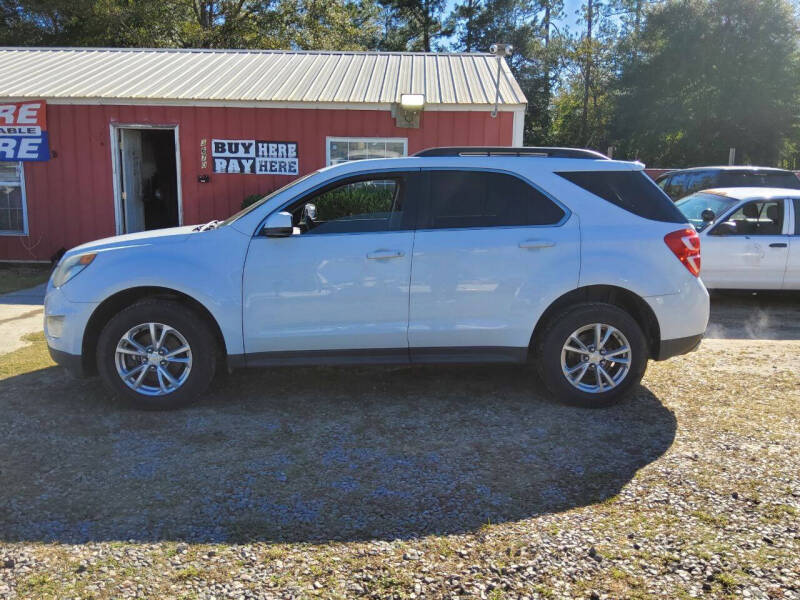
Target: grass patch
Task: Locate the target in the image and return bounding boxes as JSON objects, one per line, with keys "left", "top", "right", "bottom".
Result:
{"left": 0, "top": 262, "right": 50, "bottom": 294}
{"left": 691, "top": 510, "right": 729, "bottom": 527}
{"left": 713, "top": 571, "right": 739, "bottom": 592}
{"left": 18, "top": 573, "right": 57, "bottom": 597}
{"left": 760, "top": 503, "right": 797, "bottom": 522}
{"left": 0, "top": 331, "right": 53, "bottom": 379}
{"left": 174, "top": 565, "right": 203, "bottom": 580}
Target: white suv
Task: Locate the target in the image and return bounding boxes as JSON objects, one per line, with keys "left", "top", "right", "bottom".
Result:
{"left": 45, "top": 147, "right": 710, "bottom": 410}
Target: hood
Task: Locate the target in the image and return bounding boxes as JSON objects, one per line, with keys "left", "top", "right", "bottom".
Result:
{"left": 68, "top": 225, "right": 199, "bottom": 255}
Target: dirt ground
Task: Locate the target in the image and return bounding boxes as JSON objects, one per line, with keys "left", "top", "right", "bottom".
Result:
{"left": 0, "top": 292, "right": 798, "bottom": 599}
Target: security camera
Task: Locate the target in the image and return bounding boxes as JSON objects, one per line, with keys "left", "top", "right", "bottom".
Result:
{"left": 489, "top": 43, "right": 513, "bottom": 56}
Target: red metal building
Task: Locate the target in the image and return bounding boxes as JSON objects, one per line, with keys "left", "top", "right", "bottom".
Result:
{"left": 0, "top": 48, "right": 526, "bottom": 262}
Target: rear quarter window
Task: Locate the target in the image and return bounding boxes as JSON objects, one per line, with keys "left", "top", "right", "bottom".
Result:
{"left": 556, "top": 170, "right": 687, "bottom": 223}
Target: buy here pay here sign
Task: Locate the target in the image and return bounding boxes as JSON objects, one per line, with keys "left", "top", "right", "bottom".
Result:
{"left": 0, "top": 100, "right": 50, "bottom": 161}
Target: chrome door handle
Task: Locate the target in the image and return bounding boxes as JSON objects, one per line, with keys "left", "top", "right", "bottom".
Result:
{"left": 519, "top": 239, "right": 555, "bottom": 249}
{"left": 367, "top": 249, "right": 405, "bottom": 259}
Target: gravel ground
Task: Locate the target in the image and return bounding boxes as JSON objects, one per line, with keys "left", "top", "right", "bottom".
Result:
{"left": 0, "top": 293, "right": 798, "bottom": 599}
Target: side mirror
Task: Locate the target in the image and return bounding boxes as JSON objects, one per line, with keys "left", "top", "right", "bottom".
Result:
{"left": 701, "top": 209, "right": 715, "bottom": 222}
{"left": 713, "top": 221, "right": 737, "bottom": 236}
{"left": 262, "top": 211, "right": 294, "bottom": 237}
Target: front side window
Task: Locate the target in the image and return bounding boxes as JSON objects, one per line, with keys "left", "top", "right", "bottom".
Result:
{"left": 327, "top": 137, "right": 407, "bottom": 165}
{"left": 676, "top": 192, "right": 737, "bottom": 232}
{"left": 0, "top": 162, "right": 27, "bottom": 234}
{"left": 221, "top": 168, "right": 322, "bottom": 226}
{"left": 711, "top": 200, "right": 784, "bottom": 236}
{"left": 289, "top": 176, "right": 406, "bottom": 234}
{"left": 422, "top": 170, "right": 565, "bottom": 230}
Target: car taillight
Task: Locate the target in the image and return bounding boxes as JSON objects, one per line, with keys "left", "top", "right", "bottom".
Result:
{"left": 664, "top": 228, "right": 701, "bottom": 277}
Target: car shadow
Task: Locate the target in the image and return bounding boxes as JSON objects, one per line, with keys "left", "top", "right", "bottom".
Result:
{"left": 0, "top": 283, "right": 47, "bottom": 306}
{"left": 0, "top": 363, "right": 676, "bottom": 544}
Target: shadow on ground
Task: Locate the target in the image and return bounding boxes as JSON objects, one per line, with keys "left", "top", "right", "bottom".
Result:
{"left": 707, "top": 291, "right": 800, "bottom": 340}
{"left": 0, "top": 363, "right": 675, "bottom": 544}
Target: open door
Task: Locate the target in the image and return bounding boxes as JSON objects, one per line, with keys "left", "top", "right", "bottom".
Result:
{"left": 119, "top": 128, "right": 145, "bottom": 233}
{"left": 115, "top": 126, "right": 180, "bottom": 234}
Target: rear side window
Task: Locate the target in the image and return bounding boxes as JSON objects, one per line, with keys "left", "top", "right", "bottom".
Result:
{"left": 685, "top": 170, "right": 719, "bottom": 195}
{"left": 423, "top": 170, "right": 565, "bottom": 229}
{"left": 663, "top": 172, "right": 688, "bottom": 199}
{"left": 556, "top": 170, "right": 687, "bottom": 223}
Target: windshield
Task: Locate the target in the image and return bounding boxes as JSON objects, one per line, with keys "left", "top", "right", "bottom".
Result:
{"left": 220, "top": 169, "right": 322, "bottom": 226}
{"left": 676, "top": 192, "right": 737, "bottom": 231}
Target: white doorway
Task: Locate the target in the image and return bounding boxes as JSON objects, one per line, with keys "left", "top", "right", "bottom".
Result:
{"left": 111, "top": 125, "right": 182, "bottom": 234}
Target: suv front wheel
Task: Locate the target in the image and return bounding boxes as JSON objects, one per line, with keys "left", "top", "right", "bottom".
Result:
{"left": 96, "top": 299, "right": 217, "bottom": 410}
{"left": 536, "top": 303, "right": 648, "bottom": 407}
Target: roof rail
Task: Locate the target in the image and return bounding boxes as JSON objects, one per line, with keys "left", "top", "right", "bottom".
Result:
{"left": 414, "top": 146, "right": 609, "bottom": 159}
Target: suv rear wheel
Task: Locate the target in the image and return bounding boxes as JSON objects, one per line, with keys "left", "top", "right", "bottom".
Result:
{"left": 96, "top": 299, "right": 216, "bottom": 410}
{"left": 536, "top": 303, "right": 648, "bottom": 407}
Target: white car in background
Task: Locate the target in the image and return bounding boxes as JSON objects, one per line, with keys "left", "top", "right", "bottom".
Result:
{"left": 45, "top": 147, "right": 710, "bottom": 410}
{"left": 676, "top": 187, "right": 800, "bottom": 290}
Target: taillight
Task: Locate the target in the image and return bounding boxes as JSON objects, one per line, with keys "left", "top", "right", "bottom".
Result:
{"left": 664, "top": 228, "right": 701, "bottom": 276}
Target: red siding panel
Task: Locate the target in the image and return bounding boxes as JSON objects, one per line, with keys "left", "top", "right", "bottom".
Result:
{"left": 0, "top": 104, "right": 515, "bottom": 261}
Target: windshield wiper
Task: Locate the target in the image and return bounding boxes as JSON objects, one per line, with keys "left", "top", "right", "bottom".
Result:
{"left": 194, "top": 220, "right": 221, "bottom": 232}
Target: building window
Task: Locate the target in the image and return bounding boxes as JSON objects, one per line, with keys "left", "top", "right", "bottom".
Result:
{"left": 0, "top": 162, "right": 27, "bottom": 235}
{"left": 326, "top": 137, "right": 408, "bottom": 166}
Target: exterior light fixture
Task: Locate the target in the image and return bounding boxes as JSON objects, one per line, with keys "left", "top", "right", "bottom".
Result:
{"left": 399, "top": 93, "right": 425, "bottom": 110}
{"left": 489, "top": 43, "right": 513, "bottom": 118}
{"left": 394, "top": 93, "right": 425, "bottom": 128}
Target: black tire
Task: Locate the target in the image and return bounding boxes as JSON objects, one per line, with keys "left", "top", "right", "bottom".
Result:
{"left": 96, "top": 299, "right": 216, "bottom": 410}
{"left": 535, "top": 302, "right": 648, "bottom": 408}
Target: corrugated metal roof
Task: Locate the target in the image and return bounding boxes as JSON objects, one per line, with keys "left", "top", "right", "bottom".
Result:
{"left": 0, "top": 47, "right": 527, "bottom": 108}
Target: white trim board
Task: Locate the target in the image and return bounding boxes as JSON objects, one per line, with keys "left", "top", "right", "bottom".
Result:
{"left": 512, "top": 109, "right": 525, "bottom": 147}
{"left": 0, "top": 96, "right": 527, "bottom": 113}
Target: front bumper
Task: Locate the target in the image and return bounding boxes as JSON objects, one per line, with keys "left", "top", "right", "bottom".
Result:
{"left": 44, "top": 285, "right": 97, "bottom": 376}
{"left": 48, "top": 346, "right": 87, "bottom": 378}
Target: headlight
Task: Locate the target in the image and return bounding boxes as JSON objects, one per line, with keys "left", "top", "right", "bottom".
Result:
{"left": 51, "top": 253, "right": 96, "bottom": 287}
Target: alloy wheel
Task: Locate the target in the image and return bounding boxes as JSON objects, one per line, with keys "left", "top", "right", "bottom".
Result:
{"left": 114, "top": 322, "right": 192, "bottom": 396}
{"left": 560, "top": 323, "right": 631, "bottom": 394}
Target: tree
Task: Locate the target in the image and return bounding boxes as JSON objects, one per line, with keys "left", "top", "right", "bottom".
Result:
{"left": 549, "top": 0, "right": 617, "bottom": 150}
{"left": 177, "top": 0, "right": 270, "bottom": 48}
{"left": 613, "top": 0, "right": 800, "bottom": 167}
{"left": 378, "top": 0, "right": 450, "bottom": 51}
{"left": 278, "top": 0, "right": 382, "bottom": 50}
{"left": 447, "top": 0, "right": 482, "bottom": 52}
{"left": 0, "top": 0, "right": 385, "bottom": 50}
{"left": 579, "top": 0, "right": 595, "bottom": 144}
{"left": 447, "top": 0, "right": 566, "bottom": 144}
{"left": 0, "top": 0, "right": 183, "bottom": 47}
